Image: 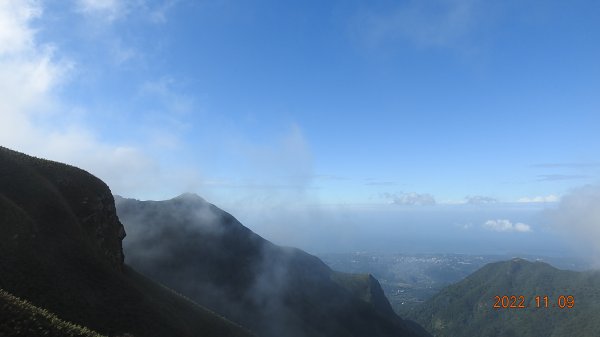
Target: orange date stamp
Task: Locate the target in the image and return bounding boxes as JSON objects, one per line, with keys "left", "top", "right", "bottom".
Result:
{"left": 493, "top": 295, "right": 575, "bottom": 309}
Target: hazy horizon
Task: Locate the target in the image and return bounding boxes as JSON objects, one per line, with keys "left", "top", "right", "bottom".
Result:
{"left": 116, "top": 192, "right": 581, "bottom": 262}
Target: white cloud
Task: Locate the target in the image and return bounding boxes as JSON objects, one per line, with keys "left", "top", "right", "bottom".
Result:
{"left": 76, "top": 0, "right": 126, "bottom": 21}
{"left": 0, "top": 0, "right": 60, "bottom": 116}
{"left": 382, "top": 192, "right": 436, "bottom": 206}
{"left": 0, "top": 0, "right": 41, "bottom": 54}
{"left": 76, "top": 0, "right": 179, "bottom": 23}
{"left": 483, "top": 219, "right": 532, "bottom": 232}
{"left": 148, "top": 0, "right": 179, "bottom": 24}
{"left": 357, "top": 0, "right": 480, "bottom": 49}
{"left": 514, "top": 222, "right": 531, "bottom": 232}
{"left": 0, "top": 1, "right": 197, "bottom": 200}
{"left": 517, "top": 194, "right": 559, "bottom": 203}
{"left": 0, "top": 0, "right": 70, "bottom": 143}
{"left": 543, "top": 185, "right": 600, "bottom": 262}
{"left": 0, "top": 1, "right": 317, "bottom": 204}
{"left": 73, "top": 1, "right": 180, "bottom": 66}
{"left": 0, "top": 0, "right": 66, "bottom": 98}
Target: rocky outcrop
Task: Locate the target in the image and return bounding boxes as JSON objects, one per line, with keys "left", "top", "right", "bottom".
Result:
{"left": 332, "top": 273, "right": 398, "bottom": 320}
{"left": 72, "top": 192, "right": 126, "bottom": 270}
{"left": 0, "top": 146, "right": 126, "bottom": 271}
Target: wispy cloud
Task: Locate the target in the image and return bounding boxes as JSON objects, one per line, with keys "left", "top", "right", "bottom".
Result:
{"left": 1, "top": 1, "right": 321, "bottom": 204}
{"left": 73, "top": 1, "right": 182, "bottom": 67}
{"left": 0, "top": 0, "right": 71, "bottom": 141}
{"left": 365, "top": 181, "right": 396, "bottom": 186}
{"left": 381, "top": 192, "right": 436, "bottom": 206}
{"left": 517, "top": 195, "right": 559, "bottom": 203}
{"left": 76, "top": 0, "right": 128, "bottom": 21}
{"left": 355, "top": 0, "right": 481, "bottom": 49}
{"left": 76, "top": 0, "right": 181, "bottom": 23}
{"left": 0, "top": 1, "right": 197, "bottom": 199}
{"left": 148, "top": 0, "right": 180, "bottom": 24}
{"left": 0, "top": 0, "right": 41, "bottom": 54}
{"left": 483, "top": 219, "right": 532, "bottom": 233}
{"left": 436, "top": 195, "right": 497, "bottom": 205}
{"left": 140, "top": 77, "right": 196, "bottom": 116}
{"left": 313, "top": 174, "right": 349, "bottom": 181}
{"left": 536, "top": 174, "right": 589, "bottom": 182}
{"left": 531, "top": 162, "right": 600, "bottom": 169}
{"left": 0, "top": 1, "right": 69, "bottom": 117}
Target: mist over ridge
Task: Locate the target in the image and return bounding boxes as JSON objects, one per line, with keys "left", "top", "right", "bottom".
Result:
{"left": 116, "top": 193, "right": 431, "bottom": 337}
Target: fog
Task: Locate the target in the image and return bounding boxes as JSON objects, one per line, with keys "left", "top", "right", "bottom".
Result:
{"left": 543, "top": 185, "right": 600, "bottom": 266}
{"left": 115, "top": 194, "right": 360, "bottom": 337}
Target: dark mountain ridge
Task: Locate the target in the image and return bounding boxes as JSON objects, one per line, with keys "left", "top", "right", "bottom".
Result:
{"left": 0, "top": 146, "right": 252, "bottom": 337}
{"left": 117, "top": 194, "right": 430, "bottom": 337}
{"left": 0, "top": 146, "right": 429, "bottom": 337}
{"left": 406, "top": 258, "right": 600, "bottom": 337}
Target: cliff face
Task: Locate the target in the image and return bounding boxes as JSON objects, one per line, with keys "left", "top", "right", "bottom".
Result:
{"left": 0, "top": 146, "right": 125, "bottom": 271}
{"left": 0, "top": 146, "right": 253, "bottom": 337}
{"left": 69, "top": 189, "right": 125, "bottom": 270}
{"left": 331, "top": 272, "right": 399, "bottom": 320}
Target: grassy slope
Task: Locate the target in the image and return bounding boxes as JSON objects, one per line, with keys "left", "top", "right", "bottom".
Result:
{"left": 332, "top": 272, "right": 432, "bottom": 337}
{"left": 0, "top": 146, "right": 253, "bottom": 337}
{"left": 331, "top": 271, "right": 404, "bottom": 322}
{"left": 0, "top": 288, "right": 107, "bottom": 337}
{"left": 406, "top": 258, "right": 600, "bottom": 337}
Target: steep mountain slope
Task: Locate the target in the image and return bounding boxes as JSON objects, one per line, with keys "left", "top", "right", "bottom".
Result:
{"left": 116, "top": 194, "right": 430, "bottom": 337}
{"left": 406, "top": 258, "right": 600, "bottom": 337}
{"left": 331, "top": 272, "right": 398, "bottom": 320}
{"left": 0, "top": 146, "right": 252, "bottom": 337}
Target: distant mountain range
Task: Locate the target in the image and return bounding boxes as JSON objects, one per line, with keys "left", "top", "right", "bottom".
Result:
{"left": 405, "top": 258, "right": 600, "bottom": 337}
{"left": 0, "top": 145, "right": 428, "bottom": 337}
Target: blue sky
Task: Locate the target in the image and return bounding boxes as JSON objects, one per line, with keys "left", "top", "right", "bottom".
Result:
{"left": 1, "top": 0, "right": 600, "bottom": 256}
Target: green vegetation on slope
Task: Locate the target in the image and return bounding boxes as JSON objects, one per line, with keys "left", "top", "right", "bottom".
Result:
{"left": 332, "top": 272, "right": 397, "bottom": 318}
{"left": 0, "top": 288, "right": 107, "bottom": 337}
{"left": 406, "top": 258, "right": 600, "bottom": 337}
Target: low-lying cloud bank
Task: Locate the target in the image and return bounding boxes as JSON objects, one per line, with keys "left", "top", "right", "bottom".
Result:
{"left": 543, "top": 185, "right": 600, "bottom": 263}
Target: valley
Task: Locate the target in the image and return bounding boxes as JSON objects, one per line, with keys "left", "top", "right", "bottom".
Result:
{"left": 319, "top": 252, "right": 591, "bottom": 314}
